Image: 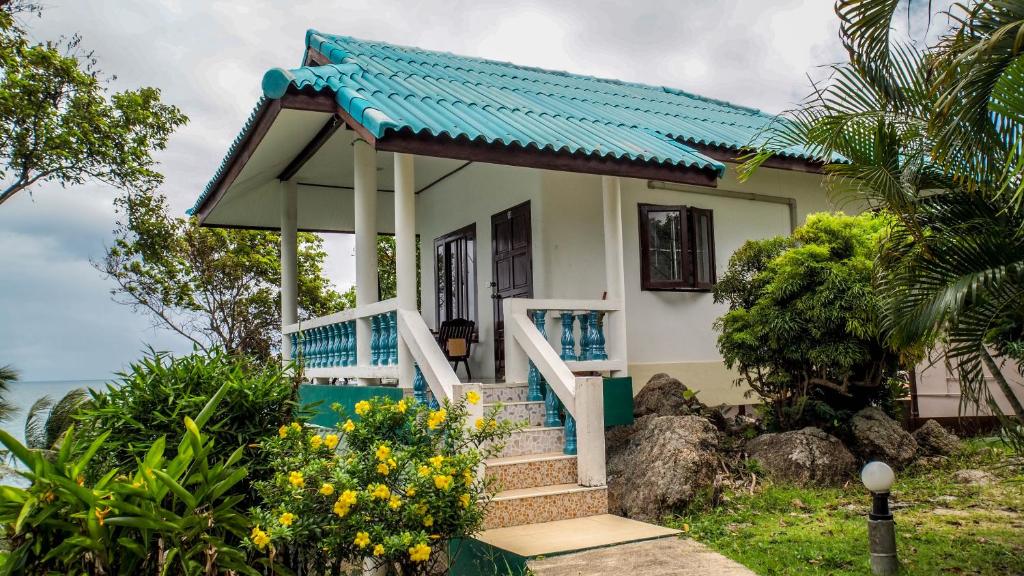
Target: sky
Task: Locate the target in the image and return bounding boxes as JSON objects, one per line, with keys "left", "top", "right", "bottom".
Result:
{"left": 0, "top": 0, "right": 949, "bottom": 382}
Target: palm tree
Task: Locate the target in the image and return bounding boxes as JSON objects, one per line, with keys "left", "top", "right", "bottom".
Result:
{"left": 24, "top": 388, "right": 89, "bottom": 450}
{"left": 740, "top": 0, "right": 1024, "bottom": 424}
{"left": 0, "top": 364, "right": 17, "bottom": 424}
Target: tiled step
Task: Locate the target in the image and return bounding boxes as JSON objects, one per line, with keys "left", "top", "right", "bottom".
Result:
{"left": 484, "top": 483, "right": 608, "bottom": 529}
{"left": 486, "top": 400, "right": 545, "bottom": 427}
{"left": 487, "top": 426, "right": 564, "bottom": 458}
{"left": 481, "top": 382, "right": 528, "bottom": 403}
{"left": 485, "top": 452, "right": 577, "bottom": 491}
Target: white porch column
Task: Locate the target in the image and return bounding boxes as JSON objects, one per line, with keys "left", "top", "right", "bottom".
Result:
{"left": 394, "top": 152, "right": 416, "bottom": 387}
{"left": 280, "top": 179, "right": 298, "bottom": 361}
{"left": 602, "top": 175, "right": 628, "bottom": 377}
{"left": 354, "top": 139, "right": 378, "bottom": 382}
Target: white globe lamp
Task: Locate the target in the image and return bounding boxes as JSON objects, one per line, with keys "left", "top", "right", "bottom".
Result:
{"left": 861, "top": 461, "right": 898, "bottom": 575}
{"left": 861, "top": 461, "right": 895, "bottom": 494}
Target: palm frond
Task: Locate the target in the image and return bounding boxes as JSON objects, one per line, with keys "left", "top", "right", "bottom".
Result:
{"left": 0, "top": 364, "right": 18, "bottom": 424}
{"left": 24, "top": 388, "right": 89, "bottom": 450}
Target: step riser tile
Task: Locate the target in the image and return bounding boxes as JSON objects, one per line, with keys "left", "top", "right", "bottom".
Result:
{"left": 487, "top": 458, "right": 577, "bottom": 491}
{"left": 492, "top": 402, "right": 545, "bottom": 427}
{"left": 483, "top": 386, "right": 528, "bottom": 403}
{"left": 484, "top": 489, "right": 608, "bottom": 530}
{"left": 489, "top": 428, "right": 564, "bottom": 458}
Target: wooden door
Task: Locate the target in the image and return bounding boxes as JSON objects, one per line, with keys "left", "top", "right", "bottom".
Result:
{"left": 491, "top": 201, "right": 532, "bottom": 380}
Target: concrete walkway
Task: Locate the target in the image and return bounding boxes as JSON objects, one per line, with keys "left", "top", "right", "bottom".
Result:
{"left": 527, "top": 537, "right": 756, "bottom": 576}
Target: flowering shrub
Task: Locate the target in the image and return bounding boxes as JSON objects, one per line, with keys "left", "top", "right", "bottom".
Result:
{"left": 250, "top": 392, "right": 514, "bottom": 575}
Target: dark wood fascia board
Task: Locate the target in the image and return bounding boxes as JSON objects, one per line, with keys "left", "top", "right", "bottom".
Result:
{"left": 277, "top": 114, "right": 343, "bottom": 181}
{"left": 689, "top": 142, "right": 826, "bottom": 174}
{"left": 196, "top": 98, "right": 283, "bottom": 222}
{"left": 377, "top": 131, "right": 719, "bottom": 188}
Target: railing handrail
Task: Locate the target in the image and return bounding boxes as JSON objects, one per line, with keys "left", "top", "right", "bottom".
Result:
{"left": 396, "top": 309, "right": 458, "bottom": 402}
{"left": 507, "top": 311, "right": 577, "bottom": 416}
{"left": 504, "top": 298, "right": 623, "bottom": 313}
{"left": 283, "top": 298, "right": 399, "bottom": 333}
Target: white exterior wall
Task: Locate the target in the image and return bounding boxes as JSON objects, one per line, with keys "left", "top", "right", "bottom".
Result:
{"left": 916, "top": 357, "right": 1024, "bottom": 419}
{"left": 537, "top": 164, "right": 834, "bottom": 404}
{"left": 416, "top": 162, "right": 544, "bottom": 380}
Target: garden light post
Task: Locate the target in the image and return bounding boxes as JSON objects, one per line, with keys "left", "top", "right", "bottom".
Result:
{"left": 862, "top": 461, "right": 898, "bottom": 575}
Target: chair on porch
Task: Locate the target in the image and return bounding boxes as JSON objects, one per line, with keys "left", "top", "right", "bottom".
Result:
{"left": 438, "top": 318, "right": 475, "bottom": 379}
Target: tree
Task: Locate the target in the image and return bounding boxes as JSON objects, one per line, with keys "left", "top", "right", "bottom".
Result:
{"left": 100, "top": 190, "right": 346, "bottom": 359}
{"left": 714, "top": 212, "right": 901, "bottom": 431}
{"left": 0, "top": 364, "right": 16, "bottom": 424}
{"left": 0, "top": 4, "right": 186, "bottom": 205}
{"left": 23, "top": 388, "right": 87, "bottom": 450}
{"left": 740, "top": 1, "right": 1024, "bottom": 428}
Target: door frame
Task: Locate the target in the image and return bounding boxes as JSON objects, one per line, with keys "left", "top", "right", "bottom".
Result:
{"left": 433, "top": 223, "right": 478, "bottom": 336}
{"left": 490, "top": 200, "right": 533, "bottom": 380}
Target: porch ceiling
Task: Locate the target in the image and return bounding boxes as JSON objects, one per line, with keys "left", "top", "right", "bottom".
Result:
{"left": 198, "top": 104, "right": 468, "bottom": 232}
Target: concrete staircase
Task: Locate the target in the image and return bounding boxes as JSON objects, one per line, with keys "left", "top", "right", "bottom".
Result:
{"left": 480, "top": 382, "right": 608, "bottom": 529}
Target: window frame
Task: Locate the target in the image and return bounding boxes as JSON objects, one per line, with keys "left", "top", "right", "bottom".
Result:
{"left": 433, "top": 223, "right": 478, "bottom": 338}
{"left": 638, "top": 203, "right": 716, "bottom": 292}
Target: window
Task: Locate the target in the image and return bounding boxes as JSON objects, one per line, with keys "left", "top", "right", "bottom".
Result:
{"left": 434, "top": 224, "right": 477, "bottom": 331}
{"left": 638, "top": 203, "right": 716, "bottom": 291}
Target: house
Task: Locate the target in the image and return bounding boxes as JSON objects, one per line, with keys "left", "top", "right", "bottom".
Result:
{"left": 187, "top": 31, "right": 840, "bottom": 538}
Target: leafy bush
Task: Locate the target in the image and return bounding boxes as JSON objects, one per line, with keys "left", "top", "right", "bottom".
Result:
{"left": 0, "top": 386, "right": 257, "bottom": 575}
{"left": 714, "top": 212, "right": 904, "bottom": 431}
{"left": 76, "top": 349, "right": 299, "bottom": 500}
{"left": 250, "top": 393, "right": 514, "bottom": 575}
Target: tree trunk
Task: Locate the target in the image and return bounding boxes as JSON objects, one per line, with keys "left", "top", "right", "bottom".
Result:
{"left": 981, "top": 350, "right": 1024, "bottom": 420}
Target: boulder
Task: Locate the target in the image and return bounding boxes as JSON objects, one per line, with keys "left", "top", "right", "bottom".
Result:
{"left": 851, "top": 407, "right": 918, "bottom": 468}
{"left": 632, "top": 373, "right": 700, "bottom": 418}
{"left": 913, "top": 420, "right": 960, "bottom": 456}
{"left": 745, "top": 427, "right": 857, "bottom": 486}
{"left": 606, "top": 415, "right": 720, "bottom": 521}
{"left": 952, "top": 469, "right": 996, "bottom": 486}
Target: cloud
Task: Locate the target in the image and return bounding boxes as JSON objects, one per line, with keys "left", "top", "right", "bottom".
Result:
{"left": 0, "top": 0, "right": 956, "bottom": 379}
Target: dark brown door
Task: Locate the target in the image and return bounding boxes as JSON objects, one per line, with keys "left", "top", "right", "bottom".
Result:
{"left": 491, "top": 201, "right": 533, "bottom": 380}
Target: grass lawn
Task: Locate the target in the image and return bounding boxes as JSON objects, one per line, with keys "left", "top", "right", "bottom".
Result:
{"left": 665, "top": 440, "right": 1024, "bottom": 575}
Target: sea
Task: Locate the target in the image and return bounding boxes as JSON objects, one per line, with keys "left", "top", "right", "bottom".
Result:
{"left": 2, "top": 379, "right": 110, "bottom": 451}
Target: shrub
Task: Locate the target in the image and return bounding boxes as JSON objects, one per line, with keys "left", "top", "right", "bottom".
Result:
{"left": 0, "top": 386, "right": 257, "bottom": 575}
{"left": 250, "top": 394, "right": 514, "bottom": 575}
{"left": 76, "top": 349, "right": 299, "bottom": 498}
{"left": 714, "top": 212, "right": 903, "bottom": 432}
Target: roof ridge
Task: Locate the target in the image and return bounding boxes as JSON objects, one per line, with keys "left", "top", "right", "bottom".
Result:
{"left": 306, "top": 30, "right": 770, "bottom": 119}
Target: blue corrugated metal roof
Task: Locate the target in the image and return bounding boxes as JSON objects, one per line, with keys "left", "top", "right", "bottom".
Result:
{"left": 191, "top": 31, "right": 821, "bottom": 215}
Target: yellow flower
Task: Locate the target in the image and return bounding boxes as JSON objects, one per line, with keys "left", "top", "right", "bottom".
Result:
{"left": 423, "top": 514, "right": 434, "bottom": 527}
{"left": 376, "top": 444, "right": 392, "bottom": 461}
{"left": 354, "top": 531, "right": 371, "bottom": 549}
{"left": 395, "top": 399, "right": 408, "bottom": 413}
{"left": 388, "top": 458, "right": 397, "bottom": 468}
{"left": 406, "top": 487, "right": 417, "bottom": 497}
{"left": 342, "top": 419, "right": 355, "bottom": 433}
{"left": 355, "top": 401, "right": 371, "bottom": 416}
{"left": 434, "top": 475, "right": 453, "bottom": 491}
{"left": 251, "top": 526, "right": 271, "bottom": 550}
{"left": 325, "top": 433, "right": 340, "bottom": 449}
{"left": 427, "top": 408, "right": 447, "bottom": 429}
{"left": 94, "top": 507, "right": 110, "bottom": 526}
{"left": 474, "top": 417, "right": 485, "bottom": 431}
{"left": 460, "top": 493, "right": 471, "bottom": 508}
{"left": 409, "top": 542, "right": 431, "bottom": 562}
{"left": 288, "top": 471, "right": 304, "bottom": 488}
{"left": 373, "top": 543, "right": 386, "bottom": 557}
{"left": 371, "top": 484, "right": 391, "bottom": 500}
{"left": 278, "top": 425, "right": 289, "bottom": 438}
{"left": 333, "top": 501, "right": 351, "bottom": 518}
{"left": 279, "top": 512, "right": 296, "bottom": 526}
{"left": 463, "top": 469, "right": 474, "bottom": 484}
{"left": 388, "top": 495, "right": 402, "bottom": 510}
{"left": 339, "top": 489, "right": 358, "bottom": 506}
{"left": 310, "top": 435, "right": 323, "bottom": 449}
{"left": 414, "top": 502, "right": 429, "bottom": 515}
{"left": 377, "top": 462, "right": 391, "bottom": 476}
{"left": 429, "top": 455, "right": 445, "bottom": 469}
{"left": 418, "top": 465, "right": 431, "bottom": 477}
{"left": 290, "top": 422, "right": 302, "bottom": 432}
{"left": 465, "top": 390, "right": 481, "bottom": 405}
{"left": 319, "top": 483, "right": 335, "bottom": 496}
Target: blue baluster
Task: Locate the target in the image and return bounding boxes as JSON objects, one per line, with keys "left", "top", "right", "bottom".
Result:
{"left": 592, "top": 312, "right": 607, "bottom": 361}
{"left": 428, "top": 392, "right": 440, "bottom": 411}
{"left": 334, "top": 323, "right": 345, "bottom": 366}
{"left": 289, "top": 333, "right": 299, "bottom": 362}
{"left": 325, "top": 324, "right": 336, "bottom": 367}
{"left": 543, "top": 382, "right": 562, "bottom": 428}
{"left": 526, "top": 310, "right": 546, "bottom": 401}
{"left": 347, "top": 321, "right": 357, "bottom": 366}
{"left": 578, "top": 312, "right": 592, "bottom": 361}
{"left": 387, "top": 311, "right": 399, "bottom": 366}
{"left": 413, "top": 364, "right": 429, "bottom": 404}
{"left": 563, "top": 414, "right": 577, "bottom": 455}
{"left": 316, "top": 326, "right": 327, "bottom": 367}
{"left": 559, "top": 311, "right": 577, "bottom": 361}
{"left": 370, "top": 315, "right": 381, "bottom": 366}
{"left": 309, "top": 327, "right": 320, "bottom": 367}
{"left": 340, "top": 322, "right": 350, "bottom": 367}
